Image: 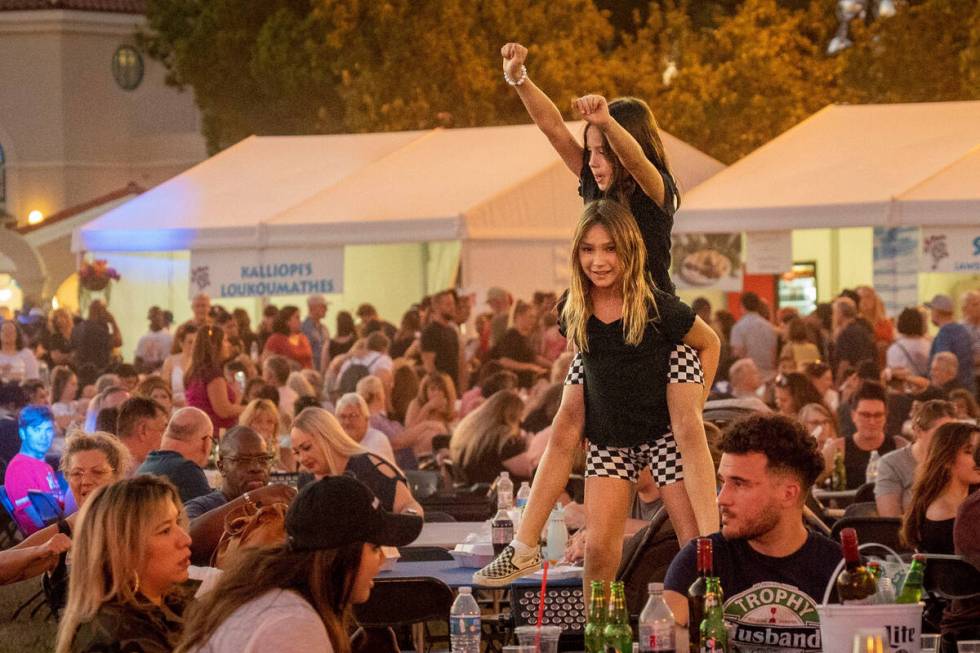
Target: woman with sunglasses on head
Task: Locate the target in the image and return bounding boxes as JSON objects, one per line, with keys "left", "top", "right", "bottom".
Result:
{"left": 476, "top": 46, "right": 720, "bottom": 588}
{"left": 176, "top": 475, "right": 422, "bottom": 653}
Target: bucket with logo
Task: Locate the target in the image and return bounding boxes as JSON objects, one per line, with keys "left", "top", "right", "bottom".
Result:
{"left": 817, "top": 543, "right": 922, "bottom": 653}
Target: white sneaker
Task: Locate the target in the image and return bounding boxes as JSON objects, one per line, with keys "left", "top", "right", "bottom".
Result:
{"left": 472, "top": 545, "right": 542, "bottom": 587}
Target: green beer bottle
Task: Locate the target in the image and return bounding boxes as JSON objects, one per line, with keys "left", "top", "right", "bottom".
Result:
{"left": 585, "top": 580, "right": 607, "bottom": 653}
{"left": 699, "top": 592, "right": 728, "bottom": 653}
{"left": 604, "top": 580, "right": 634, "bottom": 653}
{"left": 896, "top": 554, "right": 926, "bottom": 604}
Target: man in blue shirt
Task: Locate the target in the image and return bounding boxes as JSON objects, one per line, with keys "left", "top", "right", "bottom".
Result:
{"left": 301, "top": 294, "right": 329, "bottom": 373}
{"left": 926, "top": 294, "right": 975, "bottom": 394}
{"left": 136, "top": 406, "right": 213, "bottom": 503}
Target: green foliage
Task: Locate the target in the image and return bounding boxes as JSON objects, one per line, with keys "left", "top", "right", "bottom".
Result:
{"left": 141, "top": 0, "right": 978, "bottom": 161}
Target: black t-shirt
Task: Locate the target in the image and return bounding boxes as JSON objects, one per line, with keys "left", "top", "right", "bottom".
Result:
{"left": 420, "top": 321, "right": 459, "bottom": 381}
{"left": 580, "top": 160, "right": 677, "bottom": 296}
{"left": 489, "top": 328, "right": 538, "bottom": 388}
{"left": 843, "top": 434, "right": 899, "bottom": 490}
{"left": 558, "top": 289, "right": 694, "bottom": 447}
{"left": 831, "top": 322, "right": 875, "bottom": 374}
{"left": 71, "top": 320, "right": 113, "bottom": 373}
{"left": 664, "top": 531, "right": 842, "bottom": 652}
{"left": 459, "top": 435, "right": 527, "bottom": 485}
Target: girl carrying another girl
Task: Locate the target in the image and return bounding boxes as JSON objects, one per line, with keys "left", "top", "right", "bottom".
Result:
{"left": 475, "top": 44, "right": 719, "bottom": 587}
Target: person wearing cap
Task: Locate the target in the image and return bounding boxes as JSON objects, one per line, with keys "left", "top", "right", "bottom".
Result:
{"left": 175, "top": 475, "right": 423, "bottom": 653}
{"left": 927, "top": 293, "right": 976, "bottom": 395}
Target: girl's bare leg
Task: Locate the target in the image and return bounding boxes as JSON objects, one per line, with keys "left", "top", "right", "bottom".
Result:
{"left": 666, "top": 382, "right": 719, "bottom": 537}
{"left": 582, "top": 475, "right": 632, "bottom": 609}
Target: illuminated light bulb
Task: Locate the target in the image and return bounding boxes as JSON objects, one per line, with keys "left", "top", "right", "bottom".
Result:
{"left": 28, "top": 210, "right": 44, "bottom": 225}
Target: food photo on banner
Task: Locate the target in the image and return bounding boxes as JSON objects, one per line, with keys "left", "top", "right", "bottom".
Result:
{"left": 671, "top": 233, "right": 744, "bottom": 292}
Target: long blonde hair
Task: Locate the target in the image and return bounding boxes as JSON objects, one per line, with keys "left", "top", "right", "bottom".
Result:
{"left": 56, "top": 476, "right": 183, "bottom": 653}
{"left": 291, "top": 407, "right": 365, "bottom": 476}
{"left": 450, "top": 390, "right": 524, "bottom": 473}
{"left": 562, "top": 199, "right": 656, "bottom": 352}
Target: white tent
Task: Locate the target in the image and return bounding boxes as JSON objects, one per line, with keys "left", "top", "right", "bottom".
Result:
{"left": 676, "top": 101, "right": 980, "bottom": 233}
{"left": 74, "top": 123, "right": 724, "bottom": 348}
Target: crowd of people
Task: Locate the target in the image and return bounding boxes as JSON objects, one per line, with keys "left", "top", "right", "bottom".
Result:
{"left": 0, "top": 38, "right": 978, "bottom": 653}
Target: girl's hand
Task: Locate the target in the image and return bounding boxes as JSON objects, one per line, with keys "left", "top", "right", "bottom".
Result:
{"left": 572, "top": 94, "right": 611, "bottom": 128}
{"left": 501, "top": 42, "right": 528, "bottom": 80}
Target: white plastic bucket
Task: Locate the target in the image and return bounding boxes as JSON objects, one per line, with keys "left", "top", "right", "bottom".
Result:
{"left": 817, "top": 603, "right": 923, "bottom": 653}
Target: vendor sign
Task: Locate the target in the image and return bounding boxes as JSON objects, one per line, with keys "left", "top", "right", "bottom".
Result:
{"left": 920, "top": 227, "right": 980, "bottom": 273}
{"left": 189, "top": 248, "right": 344, "bottom": 299}
{"left": 746, "top": 231, "right": 793, "bottom": 275}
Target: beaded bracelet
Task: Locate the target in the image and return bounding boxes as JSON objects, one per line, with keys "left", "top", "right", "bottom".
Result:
{"left": 504, "top": 64, "right": 527, "bottom": 86}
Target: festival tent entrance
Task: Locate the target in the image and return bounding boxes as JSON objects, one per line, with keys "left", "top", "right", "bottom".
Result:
{"left": 670, "top": 101, "right": 980, "bottom": 314}
{"left": 75, "top": 123, "right": 725, "bottom": 349}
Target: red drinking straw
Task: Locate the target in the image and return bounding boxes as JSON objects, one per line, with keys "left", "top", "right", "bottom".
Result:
{"left": 535, "top": 560, "right": 549, "bottom": 651}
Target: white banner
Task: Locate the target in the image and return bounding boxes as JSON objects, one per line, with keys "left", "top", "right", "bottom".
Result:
{"left": 873, "top": 227, "right": 919, "bottom": 317}
{"left": 189, "top": 248, "right": 344, "bottom": 299}
{"left": 746, "top": 231, "right": 793, "bottom": 275}
{"left": 920, "top": 227, "right": 980, "bottom": 273}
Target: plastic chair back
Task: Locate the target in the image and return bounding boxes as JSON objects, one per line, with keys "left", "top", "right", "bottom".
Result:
{"left": 0, "top": 485, "right": 33, "bottom": 536}
{"left": 397, "top": 546, "right": 454, "bottom": 562}
{"left": 843, "top": 501, "right": 879, "bottom": 518}
{"left": 922, "top": 554, "right": 980, "bottom": 600}
{"left": 854, "top": 482, "right": 876, "bottom": 504}
{"left": 355, "top": 576, "right": 454, "bottom": 628}
{"left": 28, "top": 490, "right": 62, "bottom": 526}
{"left": 616, "top": 506, "right": 676, "bottom": 613}
{"left": 829, "top": 516, "right": 908, "bottom": 553}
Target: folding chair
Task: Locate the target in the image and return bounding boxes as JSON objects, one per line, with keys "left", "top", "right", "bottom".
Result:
{"left": 921, "top": 554, "right": 980, "bottom": 601}
{"left": 843, "top": 501, "right": 879, "bottom": 518}
{"left": 397, "top": 546, "right": 454, "bottom": 562}
{"left": 617, "top": 506, "right": 675, "bottom": 612}
{"left": 354, "top": 576, "right": 454, "bottom": 653}
{"left": 854, "top": 482, "right": 876, "bottom": 504}
{"left": 28, "top": 490, "right": 63, "bottom": 527}
{"left": 0, "top": 485, "right": 36, "bottom": 538}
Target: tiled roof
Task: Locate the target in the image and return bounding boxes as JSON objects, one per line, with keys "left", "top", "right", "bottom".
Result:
{"left": 0, "top": 0, "right": 145, "bottom": 13}
{"left": 14, "top": 182, "right": 143, "bottom": 235}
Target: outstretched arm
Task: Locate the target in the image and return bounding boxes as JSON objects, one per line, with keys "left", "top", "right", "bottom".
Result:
{"left": 573, "top": 94, "right": 667, "bottom": 208}
{"left": 501, "top": 42, "right": 583, "bottom": 175}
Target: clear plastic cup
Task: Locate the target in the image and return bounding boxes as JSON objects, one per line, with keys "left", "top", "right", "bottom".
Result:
{"left": 514, "top": 625, "right": 561, "bottom": 653}
{"left": 920, "top": 633, "right": 940, "bottom": 653}
{"left": 958, "top": 641, "right": 980, "bottom": 653}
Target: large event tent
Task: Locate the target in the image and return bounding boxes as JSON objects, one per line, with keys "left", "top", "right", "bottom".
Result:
{"left": 74, "top": 123, "right": 724, "bottom": 348}
{"left": 676, "top": 101, "right": 980, "bottom": 233}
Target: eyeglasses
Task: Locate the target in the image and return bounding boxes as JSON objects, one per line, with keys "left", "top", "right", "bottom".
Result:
{"left": 223, "top": 454, "right": 275, "bottom": 468}
{"left": 68, "top": 467, "right": 113, "bottom": 482}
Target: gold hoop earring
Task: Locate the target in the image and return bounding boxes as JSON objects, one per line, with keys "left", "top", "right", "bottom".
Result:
{"left": 130, "top": 570, "right": 140, "bottom": 595}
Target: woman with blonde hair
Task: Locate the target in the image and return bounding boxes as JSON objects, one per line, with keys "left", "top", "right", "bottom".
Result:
{"left": 476, "top": 200, "right": 720, "bottom": 590}
{"left": 856, "top": 285, "right": 894, "bottom": 364}
{"left": 290, "top": 407, "right": 421, "bottom": 515}
{"left": 798, "top": 402, "right": 839, "bottom": 451}
{"left": 56, "top": 475, "right": 192, "bottom": 653}
{"left": 1, "top": 432, "right": 130, "bottom": 586}
{"left": 901, "top": 422, "right": 980, "bottom": 553}
{"left": 450, "top": 390, "right": 532, "bottom": 484}
{"left": 135, "top": 376, "right": 174, "bottom": 416}
{"left": 43, "top": 307, "right": 75, "bottom": 368}
{"left": 403, "top": 372, "right": 456, "bottom": 452}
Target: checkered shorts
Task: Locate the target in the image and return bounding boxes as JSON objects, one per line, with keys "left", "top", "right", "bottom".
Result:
{"left": 586, "top": 435, "right": 684, "bottom": 485}
{"left": 563, "top": 343, "right": 704, "bottom": 386}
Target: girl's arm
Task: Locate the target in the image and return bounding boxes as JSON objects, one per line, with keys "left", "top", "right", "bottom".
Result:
{"left": 682, "top": 317, "right": 720, "bottom": 402}
{"left": 206, "top": 377, "right": 245, "bottom": 419}
{"left": 501, "top": 43, "right": 583, "bottom": 175}
{"left": 574, "top": 94, "right": 667, "bottom": 207}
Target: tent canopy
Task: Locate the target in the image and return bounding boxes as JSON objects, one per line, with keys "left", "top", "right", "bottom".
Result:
{"left": 74, "top": 123, "right": 724, "bottom": 252}
{"left": 676, "top": 101, "right": 980, "bottom": 233}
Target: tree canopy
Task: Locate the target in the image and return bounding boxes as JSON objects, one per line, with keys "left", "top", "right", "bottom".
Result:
{"left": 141, "top": 0, "right": 979, "bottom": 161}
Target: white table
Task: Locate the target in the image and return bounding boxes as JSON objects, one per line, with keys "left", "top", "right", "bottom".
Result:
{"left": 410, "top": 521, "right": 488, "bottom": 548}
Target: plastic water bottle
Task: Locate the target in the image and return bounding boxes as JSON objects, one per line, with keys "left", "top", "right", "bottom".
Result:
{"left": 450, "top": 586, "right": 481, "bottom": 653}
{"left": 497, "top": 471, "right": 514, "bottom": 509}
{"left": 639, "top": 582, "right": 676, "bottom": 652}
{"left": 516, "top": 481, "right": 531, "bottom": 510}
{"left": 544, "top": 503, "right": 568, "bottom": 563}
{"left": 250, "top": 340, "right": 260, "bottom": 363}
{"left": 865, "top": 450, "right": 880, "bottom": 484}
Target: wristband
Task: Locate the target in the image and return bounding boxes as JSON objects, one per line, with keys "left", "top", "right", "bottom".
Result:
{"left": 504, "top": 64, "right": 527, "bottom": 86}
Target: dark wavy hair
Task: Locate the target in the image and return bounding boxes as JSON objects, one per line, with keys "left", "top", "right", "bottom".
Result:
{"left": 272, "top": 306, "right": 300, "bottom": 335}
{"left": 719, "top": 413, "right": 824, "bottom": 493}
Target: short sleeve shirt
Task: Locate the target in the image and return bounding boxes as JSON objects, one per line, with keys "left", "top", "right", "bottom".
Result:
{"left": 874, "top": 446, "right": 917, "bottom": 511}
{"left": 730, "top": 313, "right": 778, "bottom": 376}
{"left": 184, "top": 490, "right": 229, "bottom": 520}
{"left": 580, "top": 161, "right": 677, "bottom": 295}
{"left": 420, "top": 321, "right": 459, "bottom": 380}
{"left": 489, "top": 328, "right": 538, "bottom": 388}
{"left": 559, "top": 290, "right": 695, "bottom": 447}
{"left": 930, "top": 322, "right": 976, "bottom": 392}
{"left": 137, "top": 450, "right": 211, "bottom": 504}
{"left": 459, "top": 434, "right": 528, "bottom": 485}
{"left": 664, "top": 531, "right": 842, "bottom": 652}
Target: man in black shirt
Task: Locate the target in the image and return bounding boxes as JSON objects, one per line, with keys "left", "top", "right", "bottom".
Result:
{"left": 489, "top": 302, "right": 550, "bottom": 388}
{"left": 830, "top": 297, "right": 875, "bottom": 378}
{"left": 420, "top": 290, "right": 461, "bottom": 391}
{"left": 664, "top": 414, "right": 840, "bottom": 652}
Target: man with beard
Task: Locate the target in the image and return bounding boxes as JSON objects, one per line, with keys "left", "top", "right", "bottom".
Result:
{"left": 664, "top": 414, "right": 839, "bottom": 653}
{"left": 421, "top": 289, "right": 462, "bottom": 392}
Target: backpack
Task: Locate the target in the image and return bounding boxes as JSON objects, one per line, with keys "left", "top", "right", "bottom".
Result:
{"left": 337, "top": 353, "right": 382, "bottom": 395}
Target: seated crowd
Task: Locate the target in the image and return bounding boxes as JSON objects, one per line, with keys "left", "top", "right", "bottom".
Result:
{"left": 0, "top": 284, "right": 978, "bottom": 650}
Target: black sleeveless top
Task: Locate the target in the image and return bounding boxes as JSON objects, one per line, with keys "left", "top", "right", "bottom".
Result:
{"left": 919, "top": 517, "right": 955, "bottom": 555}
{"left": 344, "top": 453, "right": 406, "bottom": 512}
{"left": 843, "top": 435, "right": 898, "bottom": 490}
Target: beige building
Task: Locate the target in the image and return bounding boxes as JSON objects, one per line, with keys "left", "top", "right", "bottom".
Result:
{"left": 0, "top": 0, "right": 205, "bottom": 303}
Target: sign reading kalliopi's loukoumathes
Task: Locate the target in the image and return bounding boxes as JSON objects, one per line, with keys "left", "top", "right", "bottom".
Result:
{"left": 189, "top": 247, "right": 344, "bottom": 299}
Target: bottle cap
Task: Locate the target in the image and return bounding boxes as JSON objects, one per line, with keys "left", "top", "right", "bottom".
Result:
{"left": 459, "top": 586, "right": 472, "bottom": 594}
{"left": 501, "top": 471, "right": 510, "bottom": 478}
{"left": 648, "top": 582, "right": 664, "bottom": 593}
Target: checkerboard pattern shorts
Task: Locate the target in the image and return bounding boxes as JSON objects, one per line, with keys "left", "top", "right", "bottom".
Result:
{"left": 586, "top": 436, "right": 684, "bottom": 485}
{"left": 571, "top": 343, "right": 704, "bottom": 486}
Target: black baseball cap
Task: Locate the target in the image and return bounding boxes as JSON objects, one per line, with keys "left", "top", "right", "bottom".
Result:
{"left": 285, "top": 475, "right": 422, "bottom": 552}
